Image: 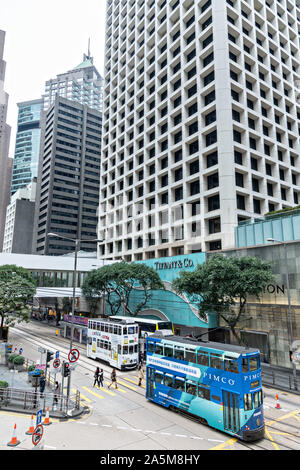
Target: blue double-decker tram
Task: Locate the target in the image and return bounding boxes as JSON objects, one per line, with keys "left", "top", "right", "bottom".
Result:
{"left": 146, "top": 334, "right": 264, "bottom": 441}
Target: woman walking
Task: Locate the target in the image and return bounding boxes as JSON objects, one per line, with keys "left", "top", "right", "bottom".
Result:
{"left": 138, "top": 364, "right": 144, "bottom": 386}
{"left": 108, "top": 368, "right": 118, "bottom": 389}
{"left": 98, "top": 368, "right": 104, "bottom": 388}
{"left": 93, "top": 367, "right": 100, "bottom": 387}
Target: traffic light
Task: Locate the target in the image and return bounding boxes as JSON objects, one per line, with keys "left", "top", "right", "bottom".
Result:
{"left": 46, "top": 350, "right": 54, "bottom": 364}
{"left": 63, "top": 362, "right": 70, "bottom": 378}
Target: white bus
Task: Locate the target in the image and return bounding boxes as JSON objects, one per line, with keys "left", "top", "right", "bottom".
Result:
{"left": 87, "top": 318, "right": 139, "bottom": 370}
{"left": 112, "top": 316, "right": 174, "bottom": 353}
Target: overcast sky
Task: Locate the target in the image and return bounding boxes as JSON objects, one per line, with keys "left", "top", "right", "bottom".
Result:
{"left": 1, "top": 0, "right": 107, "bottom": 158}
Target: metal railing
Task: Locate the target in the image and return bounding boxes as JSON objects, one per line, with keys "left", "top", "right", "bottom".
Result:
{"left": 0, "top": 386, "right": 80, "bottom": 415}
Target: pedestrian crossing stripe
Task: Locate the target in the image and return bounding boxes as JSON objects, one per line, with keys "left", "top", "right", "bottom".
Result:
{"left": 95, "top": 386, "right": 116, "bottom": 397}
{"left": 124, "top": 377, "right": 146, "bottom": 389}
{"left": 83, "top": 386, "right": 104, "bottom": 399}
{"left": 112, "top": 379, "right": 137, "bottom": 391}
{"left": 72, "top": 388, "right": 92, "bottom": 403}
{"left": 104, "top": 382, "right": 126, "bottom": 393}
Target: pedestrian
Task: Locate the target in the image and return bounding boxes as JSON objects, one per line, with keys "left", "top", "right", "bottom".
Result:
{"left": 40, "top": 372, "right": 46, "bottom": 397}
{"left": 108, "top": 368, "right": 118, "bottom": 389}
{"left": 53, "top": 381, "right": 60, "bottom": 407}
{"left": 93, "top": 367, "right": 100, "bottom": 387}
{"left": 138, "top": 364, "right": 144, "bottom": 386}
{"left": 98, "top": 368, "right": 104, "bottom": 388}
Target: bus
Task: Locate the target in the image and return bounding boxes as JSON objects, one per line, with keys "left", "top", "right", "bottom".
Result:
{"left": 146, "top": 334, "right": 264, "bottom": 442}
{"left": 112, "top": 316, "right": 174, "bottom": 353}
{"left": 87, "top": 318, "right": 139, "bottom": 370}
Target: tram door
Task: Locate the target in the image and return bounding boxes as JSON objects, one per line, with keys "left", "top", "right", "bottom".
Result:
{"left": 222, "top": 391, "right": 240, "bottom": 434}
{"left": 147, "top": 368, "right": 154, "bottom": 399}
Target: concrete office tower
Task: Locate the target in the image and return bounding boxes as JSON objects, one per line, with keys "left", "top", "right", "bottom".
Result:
{"left": 10, "top": 99, "right": 43, "bottom": 195}
{"left": 3, "top": 179, "right": 36, "bottom": 254}
{"left": 98, "top": 0, "right": 300, "bottom": 261}
{"left": 32, "top": 95, "right": 102, "bottom": 256}
{"left": 0, "top": 30, "right": 12, "bottom": 252}
{"left": 43, "top": 52, "right": 104, "bottom": 113}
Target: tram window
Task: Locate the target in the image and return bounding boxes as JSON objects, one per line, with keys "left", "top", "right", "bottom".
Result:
{"left": 242, "top": 358, "right": 248, "bottom": 372}
{"left": 100, "top": 340, "right": 104, "bottom": 349}
{"left": 198, "top": 386, "right": 210, "bottom": 401}
{"left": 129, "top": 345, "right": 134, "bottom": 354}
{"left": 164, "top": 345, "right": 173, "bottom": 357}
{"left": 185, "top": 348, "right": 196, "bottom": 363}
{"left": 244, "top": 393, "right": 252, "bottom": 411}
{"left": 174, "top": 347, "right": 184, "bottom": 361}
{"left": 92, "top": 322, "right": 97, "bottom": 330}
{"left": 118, "top": 345, "right": 122, "bottom": 354}
{"left": 224, "top": 358, "right": 239, "bottom": 373}
{"left": 249, "top": 356, "right": 260, "bottom": 371}
{"left": 88, "top": 337, "right": 92, "bottom": 345}
{"left": 123, "top": 327, "right": 127, "bottom": 335}
{"left": 155, "top": 371, "right": 164, "bottom": 384}
{"left": 128, "top": 326, "right": 135, "bottom": 334}
{"left": 174, "top": 377, "right": 185, "bottom": 391}
{"left": 147, "top": 341, "right": 155, "bottom": 353}
{"left": 164, "top": 374, "right": 174, "bottom": 387}
{"left": 113, "top": 326, "right": 118, "bottom": 334}
{"left": 104, "top": 323, "right": 109, "bottom": 332}
{"left": 186, "top": 380, "right": 197, "bottom": 396}
{"left": 103, "top": 341, "right": 108, "bottom": 350}
{"left": 134, "top": 345, "right": 138, "bottom": 353}
{"left": 197, "top": 352, "right": 209, "bottom": 366}
{"left": 108, "top": 342, "right": 111, "bottom": 351}
{"left": 210, "top": 354, "right": 223, "bottom": 370}
{"left": 155, "top": 343, "right": 164, "bottom": 355}
{"left": 253, "top": 391, "right": 262, "bottom": 409}
{"left": 123, "top": 345, "right": 128, "bottom": 354}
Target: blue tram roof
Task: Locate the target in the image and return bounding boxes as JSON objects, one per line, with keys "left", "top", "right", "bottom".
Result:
{"left": 147, "top": 333, "right": 259, "bottom": 356}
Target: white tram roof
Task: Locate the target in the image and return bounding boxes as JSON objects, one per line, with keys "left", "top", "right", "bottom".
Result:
{"left": 89, "top": 317, "right": 137, "bottom": 325}
{"left": 112, "top": 315, "right": 170, "bottom": 324}
{"left": 148, "top": 333, "right": 259, "bottom": 356}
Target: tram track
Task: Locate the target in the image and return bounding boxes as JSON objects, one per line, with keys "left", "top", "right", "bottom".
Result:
{"left": 10, "top": 323, "right": 144, "bottom": 393}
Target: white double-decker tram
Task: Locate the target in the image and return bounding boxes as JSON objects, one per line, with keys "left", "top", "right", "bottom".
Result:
{"left": 87, "top": 318, "right": 139, "bottom": 370}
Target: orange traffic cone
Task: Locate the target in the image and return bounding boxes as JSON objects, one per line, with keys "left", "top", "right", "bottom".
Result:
{"left": 43, "top": 406, "right": 51, "bottom": 425}
{"left": 275, "top": 393, "right": 281, "bottom": 409}
{"left": 7, "top": 423, "right": 20, "bottom": 447}
{"left": 26, "top": 414, "right": 35, "bottom": 435}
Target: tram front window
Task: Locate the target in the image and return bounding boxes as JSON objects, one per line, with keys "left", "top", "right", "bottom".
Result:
{"left": 249, "top": 356, "right": 260, "bottom": 371}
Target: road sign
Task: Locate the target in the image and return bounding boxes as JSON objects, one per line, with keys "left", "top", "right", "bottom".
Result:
{"left": 32, "top": 424, "right": 44, "bottom": 446}
{"left": 55, "top": 350, "right": 59, "bottom": 359}
{"left": 68, "top": 348, "right": 80, "bottom": 363}
{"left": 53, "top": 358, "right": 61, "bottom": 369}
{"left": 36, "top": 409, "right": 43, "bottom": 426}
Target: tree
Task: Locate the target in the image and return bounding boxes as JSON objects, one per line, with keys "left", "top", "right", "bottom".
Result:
{"left": 82, "top": 262, "right": 165, "bottom": 317}
{"left": 172, "top": 254, "right": 275, "bottom": 344}
{"left": 0, "top": 265, "right": 36, "bottom": 339}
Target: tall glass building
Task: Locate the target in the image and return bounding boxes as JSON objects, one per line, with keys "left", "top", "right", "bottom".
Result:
{"left": 10, "top": 99, "right": 43, "bottom": 195}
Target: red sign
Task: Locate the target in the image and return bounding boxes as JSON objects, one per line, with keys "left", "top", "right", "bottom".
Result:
{"left": 53, "top": 358, "right": 61, "bottom": 368}
{"left": 32, "top": 424, "right": 44, "bottom": 446}
{"left": 68, "top": 348, "right": 80, "bottom": 363}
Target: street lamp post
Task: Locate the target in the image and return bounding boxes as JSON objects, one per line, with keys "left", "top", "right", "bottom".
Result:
{"left": 266, "top": 237, "right": 297, "bottom": 390}
{"left": 47, "top": 233, "right": 103, "bottom": 409}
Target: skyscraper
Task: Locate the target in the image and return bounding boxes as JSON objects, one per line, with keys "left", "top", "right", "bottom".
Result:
{"left": 0, "top": 30, "right": 12, "bottom": 251}
{"left": 10, "top": 99, "right": 43, "bottom": 195}
{"left": 43, "top": 52, "right": 103, "bottom": 113}
{"left": 32, "top": 95, "right": 102, "bottom": 256}
{"left": 98, "top": 0, "right": 300, "bottom": 261}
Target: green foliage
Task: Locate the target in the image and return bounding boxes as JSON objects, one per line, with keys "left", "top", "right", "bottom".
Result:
{"left": 0, "top": 265, "right": 36, "bottom": 337}
{"left": 13, "top": 355, "right": 25, "bottom": 365}
{"left": 82, "top": 262, "right": 164, "bottom": 317}
{"left": 8, "top": 353, "right": 19, "bottom": 363}
{"left": 172, "top": 254, "right": 275, "bottom": 344}
{"left": 28, "top": 364, "right": 36, "bottom": 372}
{"left": 0, "top": 381, "right": 8, "bottom": 388}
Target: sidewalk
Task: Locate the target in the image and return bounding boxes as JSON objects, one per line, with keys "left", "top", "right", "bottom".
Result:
{"left": 0, "top": 364, "right": 85, "bottom": 419}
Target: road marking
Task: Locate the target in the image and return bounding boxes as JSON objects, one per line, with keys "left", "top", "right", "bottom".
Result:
{"left": 72, "top": 388, "right": 92, "bottom": 403}
{"left": 112, "top": 380, "right": 137, "bottom": 391}
{"left": 124, "top": 377, "right": 146, "bottom": 389}
{"left": 96, "top": 386, "right": 116, "bottom": 397}
{"left": 82, "top": 386, "right": 104, "bottom": 399}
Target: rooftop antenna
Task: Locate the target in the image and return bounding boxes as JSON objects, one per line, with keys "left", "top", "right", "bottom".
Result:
{"left": 88, "top": 38, "right": 91, "bottom": 58}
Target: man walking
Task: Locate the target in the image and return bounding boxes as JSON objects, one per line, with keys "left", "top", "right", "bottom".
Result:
{"left": 40, "top": 372, "right": 46, "bottom": 397}
{"left": 98, "top": 369, "right": 104, "bottom": 388}
{"left": 108, "top": 368, "right": 118, "bottom": 389}
{"left": 138, "top": 364, "right": 144, "bottom": 386}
